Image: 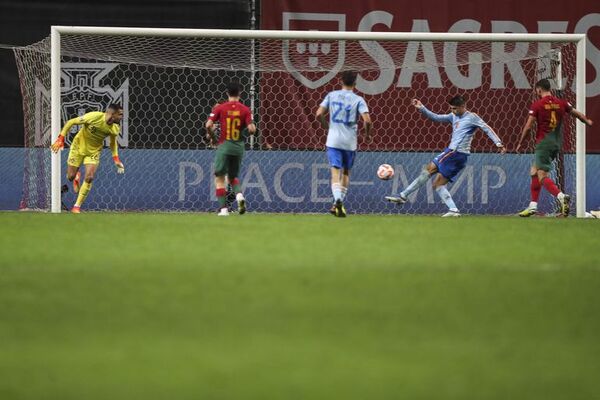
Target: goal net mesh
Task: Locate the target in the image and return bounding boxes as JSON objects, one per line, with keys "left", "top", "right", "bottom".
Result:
{"left": 13, "top": 33, "right": 577, "bottom": 215}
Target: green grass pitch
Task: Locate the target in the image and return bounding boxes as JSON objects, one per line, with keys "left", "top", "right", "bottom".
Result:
{"left": 1, "top": 212, "right": 599, "bottom": 400}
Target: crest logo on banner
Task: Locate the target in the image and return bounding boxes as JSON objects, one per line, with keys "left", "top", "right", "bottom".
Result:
{"left": 35, "top": 63, "right": 129, "bottom": 146}
{"left": 282, "top": 12, "right": 346, "bottom": 89}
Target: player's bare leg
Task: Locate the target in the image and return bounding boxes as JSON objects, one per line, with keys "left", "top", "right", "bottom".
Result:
{"left": 215, "top": 175, "right": 229, "bottom": 216}
{"left": 66, "top": 165, "right": 81, "bottom": 194}
{"left": 425, "top": 163, "right": 439, "bottom": 176}
{"left": 72, "top": 164, "right": 97, "bottom": 213}
{"left": 432, "top": 173, "right": 460, "bottom": 217}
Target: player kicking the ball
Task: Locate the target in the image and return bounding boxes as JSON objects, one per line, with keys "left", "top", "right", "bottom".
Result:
{"left": 206, "top": 82, "right": 256, "bottom": 216}
{"left": 50, "top": 104, "right": 125, "bottom": 213}
{"left": 386, "top": 96, "right": 505, "bottom": 217}
{"left": 316, "top": 70, "right": 372, "bottom": 217}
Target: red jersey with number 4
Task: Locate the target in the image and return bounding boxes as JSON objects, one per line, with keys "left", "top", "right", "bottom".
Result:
{"left": 528, "top": 95, "right": 572, "bottom": 144}
{"left": 208, "top": 101, "right": 253, "bottom": 145}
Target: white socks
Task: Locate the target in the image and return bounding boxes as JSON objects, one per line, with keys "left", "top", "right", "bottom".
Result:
{"left": 435, "top": 185, "right": 458, "bottom": 212}
{"left": 340, "top": 186, "right": 347, "bottom": 201}
{"left": 332, "top": 183, "right": 347, "bottom": 202}
{"left": 401, "top": 169, "right": 430, "bottom": 198}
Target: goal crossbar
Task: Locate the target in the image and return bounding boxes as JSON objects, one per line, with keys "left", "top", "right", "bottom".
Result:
{"left": 51, "top": 26, "right": 584, "bottom": 43}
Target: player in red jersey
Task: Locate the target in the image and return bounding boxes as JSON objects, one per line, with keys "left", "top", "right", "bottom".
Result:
{"left": 205, "top": 82, "right": 256, "bottom": 216}
{"left": 516, "top": 79, "right": 593, "bottom": 217}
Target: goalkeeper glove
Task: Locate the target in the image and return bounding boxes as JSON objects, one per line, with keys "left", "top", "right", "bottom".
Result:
{"left": 113, "top": 155, "right": 125, "bottom": 174}
{"left": 50, "top": 135, "right": 65, "bottom": 153}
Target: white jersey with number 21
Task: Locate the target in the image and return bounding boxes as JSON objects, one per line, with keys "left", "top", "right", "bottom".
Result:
{"left": 320, "top": 89, "right": 369, "bottom": 151}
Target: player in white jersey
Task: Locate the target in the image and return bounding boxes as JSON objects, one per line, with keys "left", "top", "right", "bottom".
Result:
{"left": 386, "top": 96, "right": 505, "bottom": 217}
{"left": 316, "top": 71, "right": 372, "bottom": 217}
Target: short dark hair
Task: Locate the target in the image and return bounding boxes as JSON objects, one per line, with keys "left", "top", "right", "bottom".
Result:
{"left": 227, "top": 81, "right": 242, "bottom": 97}
{"left": 341, "top": 70, "right": 358, "bottom": 86}
{"left": 535, "top": 78, "right": 552, "bottom": 91}
{"left": 448, "top": 95, "right": 466, "bottom": 107}
{"left": 107, "top": 103, "right": 123, "bottom": 112}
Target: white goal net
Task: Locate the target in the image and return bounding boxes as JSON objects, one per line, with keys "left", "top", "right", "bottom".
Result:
{"left": 13, "top": 28, "right": 586, "bottom": 215}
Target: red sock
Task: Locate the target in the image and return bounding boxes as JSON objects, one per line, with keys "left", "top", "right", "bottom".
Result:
{"left": 541, "top": 177, "right": 560, "bottom": 197}
{"left": 530, "top": 176, "right": 541, "bottom": 202}
{"left": 231, "top": 178, "right": 241, "bottom": 194}
{"left": 216, "top": 188, "right": 227, "bottom": 207}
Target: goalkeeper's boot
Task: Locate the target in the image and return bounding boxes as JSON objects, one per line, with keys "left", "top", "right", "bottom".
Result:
{"left": 71, "top": 205, "right": 81, "bottom": 214}
{"left": 217, "top": 207, "right": 229, "bottom": 217}
{"left": 441, "top": 209, "right": 460, "bottom": 217}
{"left": 518, "top": 207, "right": 537, "bottom": 217}
{"left": 385, "top": 195, "right": 407, "bottom": 204}
{"left": 236, "top": 193, "right": 247, "bottom": 215}
{"left": 335, "top": 199, "right": 347, "bottom": 218}
{"left": 72, "top": 171, "right": 81, "bottom": 194}
{"left": 560, "top": 194, "right": 571, "bottom": 217}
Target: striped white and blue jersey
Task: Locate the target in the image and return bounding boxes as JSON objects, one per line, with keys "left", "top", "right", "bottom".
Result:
{"left": 419, "top": 106, "right": 501, "bottom": 154}
{"left": 320, "top": 89, "right": 369, "bottom": 151}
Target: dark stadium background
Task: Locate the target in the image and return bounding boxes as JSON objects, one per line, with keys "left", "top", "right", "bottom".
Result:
{"left": 0, "top": 0, "right": 253, "bottom": 147}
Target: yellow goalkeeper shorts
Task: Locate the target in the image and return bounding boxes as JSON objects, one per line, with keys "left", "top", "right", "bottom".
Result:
{"left": 67, "top": 136, "right": 101, "bottom": 167}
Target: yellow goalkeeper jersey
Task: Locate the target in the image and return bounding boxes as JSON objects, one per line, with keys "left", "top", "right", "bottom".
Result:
{"left": 62, "top": 111, "right": 120, "bottom": 154}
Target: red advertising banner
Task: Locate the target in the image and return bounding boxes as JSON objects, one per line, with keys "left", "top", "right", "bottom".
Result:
{"left": 259, "top": 0, "right": 600, "bottom": 152}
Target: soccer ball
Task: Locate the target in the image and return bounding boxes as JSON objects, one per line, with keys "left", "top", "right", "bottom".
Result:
{"left": 377, "top": 164, "right": 394, "bottom": 180}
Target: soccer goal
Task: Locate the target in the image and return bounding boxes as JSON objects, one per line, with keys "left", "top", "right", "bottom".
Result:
{"left": 13, "top": 27, "right": 587, "bottom": 216}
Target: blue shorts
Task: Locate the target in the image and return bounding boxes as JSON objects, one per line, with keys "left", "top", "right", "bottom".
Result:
{"left": 432, "top": 148, "right": 468, "bottom": 182}
{"left": 326, "top": 147, "right": 356, "bottom": 170}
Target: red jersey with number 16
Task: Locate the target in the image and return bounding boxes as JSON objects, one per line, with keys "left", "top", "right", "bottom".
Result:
{"left": 208, "top": 101, "right": 253, "bottom": 145}
{"left": 528, "top": 95, "right": 572, "bottom": 144}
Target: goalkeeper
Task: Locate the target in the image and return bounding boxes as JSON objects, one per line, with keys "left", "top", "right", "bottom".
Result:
{"left": 50, "top": 104, "right": 125, "bottom": 213}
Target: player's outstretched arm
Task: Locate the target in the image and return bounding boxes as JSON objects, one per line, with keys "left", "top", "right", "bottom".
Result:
{"left": 50, "top": 135, "right": 65, "bottom": 153}
{"left": 315, "top": 106, "right": 329, "bottom": 129}
{"left": 205, "top": 120, "right": 217, "bottom": 147}
{"left": 50, "top": 117, "right": 84, "bottom": 153}
{"left": 110, "top": 136, "right": 124, "bottom": 174}
{"left": 361, "top": 112, "right": 373, "bottom": 143}
{"left": 412, "top": 98, "right": 452, "bottom": 123}
{"left": 516, "top": 115, "right": 535, "bottom": 152}
{"left": 474, "top": 115, "right": 505, "bottom": 153}
{"left": 411, "top": 99, "right": 424, "bottom": 109}
{"left": 570, "top": 109, "right": 593, "bottom": 126}
{"left": 486, "top": 129, "right": 506, "bottom": 154}
{"left": 247, "top": 123, "right": 257, "bottom": 135}
{"left": 113, "top": 156, "right": 125, "bottom": 174}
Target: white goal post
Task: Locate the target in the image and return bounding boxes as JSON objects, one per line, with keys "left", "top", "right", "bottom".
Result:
{"left": 47, "top": 26, "right": 587, "bottom": 216}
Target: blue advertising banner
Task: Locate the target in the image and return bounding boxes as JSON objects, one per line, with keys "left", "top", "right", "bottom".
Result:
{"left": 1, "top": 148, "right": 599, "bottom": 214}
